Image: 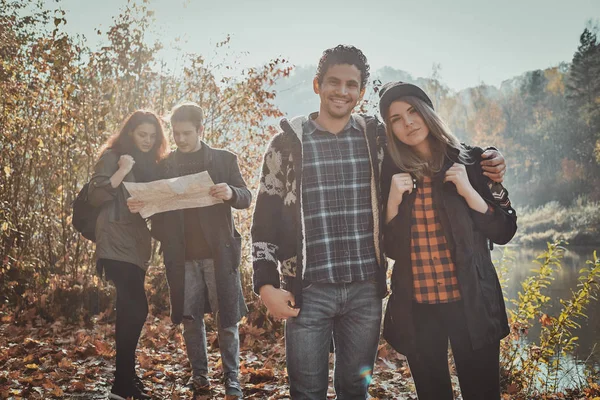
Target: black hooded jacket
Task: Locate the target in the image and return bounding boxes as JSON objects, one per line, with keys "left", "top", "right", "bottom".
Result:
{"left": 381, "top": 145, "right": 517, "bottom": 355}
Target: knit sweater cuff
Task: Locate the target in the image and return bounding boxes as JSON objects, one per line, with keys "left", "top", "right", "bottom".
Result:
{"left": 253, "top": 260, "right": 281, "bottom": 295}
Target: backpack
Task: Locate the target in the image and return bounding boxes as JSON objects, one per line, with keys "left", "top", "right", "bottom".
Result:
{"left": 72, "top": 182, "right": 101, "bottom": 242}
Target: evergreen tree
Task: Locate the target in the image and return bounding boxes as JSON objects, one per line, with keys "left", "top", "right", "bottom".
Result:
{"left": 566, "top": 26, "right": 600, "bottom": 152}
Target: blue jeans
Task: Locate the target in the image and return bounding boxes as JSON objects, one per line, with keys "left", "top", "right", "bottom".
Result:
{"left": 182, "top": 259, "right": 240, "bottom": 381}
{"left": 285, "top": 280, "right": 382, "bottom": 399}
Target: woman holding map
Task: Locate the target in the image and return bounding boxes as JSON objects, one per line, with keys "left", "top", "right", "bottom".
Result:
{"left": 88, "top": 109, "right": 168, "bottom": 400}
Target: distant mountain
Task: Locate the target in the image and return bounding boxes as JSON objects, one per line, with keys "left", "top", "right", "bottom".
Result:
{"left": 271, "top": 64, "right": 560, "bottom": 120}
{"left": 271, "top": 65, "right": 319, "bottom": 118}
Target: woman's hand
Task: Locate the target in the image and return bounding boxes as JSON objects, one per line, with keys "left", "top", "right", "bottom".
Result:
{"left": 110, "top": 155, "right": 135, "bottom": 188}
{"left": 127, "top": 197, "right": 145, "bottom": 214}
{"left": 388, "top": 173, "right": 414, "bottom": 206}
{"left": 444, "top": 163, "right": 473, "bottom": 198}
{"left": 117, "top": 155, "right": 135, "bottom": 174}
{"left": 386, "top": 173, "right": 413, "bottom": 224}
{"left": 445, "top": 163, "right": 488, "bottom": 213}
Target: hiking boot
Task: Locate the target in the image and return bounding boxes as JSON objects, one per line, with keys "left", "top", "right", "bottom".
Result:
{"left": 224, "top": 376, "right": 243, "bottom": 398}
{"left": 187, "top": 375, "right": 210, "bottom": 393}
{"left": 133, "top": 374, "right": 148, "bottom": 394}
{"left": 109, "top": 379, "right": 151, "bottom": 400}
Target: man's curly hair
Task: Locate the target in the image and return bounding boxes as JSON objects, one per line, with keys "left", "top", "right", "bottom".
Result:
{"left": 315, "top": 45, "right": 370, "bottom": 90}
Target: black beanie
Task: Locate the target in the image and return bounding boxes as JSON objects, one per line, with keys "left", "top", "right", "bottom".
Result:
{"left": 378, "top": 81, "right": 434, "bottom": 119}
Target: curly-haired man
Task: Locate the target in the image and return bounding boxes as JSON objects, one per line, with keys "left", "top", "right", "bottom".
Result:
{"left": 251, "top": 45, "right": 384, "bottom": 398}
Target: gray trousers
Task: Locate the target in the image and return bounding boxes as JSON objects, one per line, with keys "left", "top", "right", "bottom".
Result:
{"left": 182, "top": 259, "right": 240, "bottom": 380}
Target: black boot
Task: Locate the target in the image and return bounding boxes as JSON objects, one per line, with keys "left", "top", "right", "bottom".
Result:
{"left": 133, "top": 374, "right": 149, "bottom": 395}
{"left": 109, "top": 378, "right": 151, "bottom": 400}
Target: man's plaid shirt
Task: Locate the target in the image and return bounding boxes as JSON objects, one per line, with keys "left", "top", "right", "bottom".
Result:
{"left": 410, "top": 176, "right": 462, "bottom": 303}
{"left": 301, "top": 115, "right": 378, "bottom": 283}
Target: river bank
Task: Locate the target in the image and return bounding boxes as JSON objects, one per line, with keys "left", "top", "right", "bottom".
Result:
{"left": 513, "top": 200, "right": 600, "bottom": 246}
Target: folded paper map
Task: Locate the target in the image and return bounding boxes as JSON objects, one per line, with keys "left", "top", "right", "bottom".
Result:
{"left": 123, "top": 171, "right": 222, "bottom": 218}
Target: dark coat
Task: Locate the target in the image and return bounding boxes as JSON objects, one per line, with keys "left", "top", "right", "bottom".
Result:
{"left": 381, "top": 145, "right": 517, "bottom": 356}
{"left": 152, "top": 142, "right": 252, "bottom": 328}
{"left": 88, "top": 149, "right": 152, "bottom": 271}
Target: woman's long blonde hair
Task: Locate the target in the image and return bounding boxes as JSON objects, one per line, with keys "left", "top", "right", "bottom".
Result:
{"left": 384, "top": 96, "right": 471, "bottom": 179}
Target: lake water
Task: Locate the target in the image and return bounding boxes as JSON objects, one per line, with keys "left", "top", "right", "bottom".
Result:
{"left": 493, "top": 244, "right": 600, "bottom": 380}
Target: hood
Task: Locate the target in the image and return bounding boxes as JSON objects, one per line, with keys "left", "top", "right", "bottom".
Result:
{"left": 279, "top": 115, "right": 308, "bottom": 143}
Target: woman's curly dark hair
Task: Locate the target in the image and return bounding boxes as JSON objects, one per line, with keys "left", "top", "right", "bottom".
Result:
{"left": 315, "top": 45, "right": 370, "bottom": 90}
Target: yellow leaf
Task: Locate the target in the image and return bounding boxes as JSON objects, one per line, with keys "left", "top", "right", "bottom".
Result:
{"left": 1, "top": 222, "right": 8, "bottom": 232}
{"left": 25, "top": 363, "right": 39, "bottom": 370}
{"left": 3, "top": 166, "right": 10, "bottom": 177}
{"left": 65, "top": 84, "right": 76, "bottom": 96}
{"left": 58, "top": 358, "right": 72, "bottom": 369}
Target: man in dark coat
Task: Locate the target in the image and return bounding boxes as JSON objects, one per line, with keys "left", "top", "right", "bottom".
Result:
{"left": 151, "top": 102, "right": 251, "bottom": 398}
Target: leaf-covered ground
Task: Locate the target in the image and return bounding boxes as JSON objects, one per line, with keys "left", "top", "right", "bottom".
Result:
{"left": 1, "top": 312, "right": 598, "bottom": 399}
{"left": 0, "top": 310, "right": 422, "bottom": 399}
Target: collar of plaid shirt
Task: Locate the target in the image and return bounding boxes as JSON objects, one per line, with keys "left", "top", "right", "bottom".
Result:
{"left": 300, "top": 113, "right": 379, "bottom": 284}
{"left": 305, "top": 112, "right": 361, "bottom": 136}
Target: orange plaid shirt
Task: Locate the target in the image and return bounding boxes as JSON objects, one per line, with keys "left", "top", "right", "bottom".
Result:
{"left": 410, "top": 176, "right": 462, "bottom": 304}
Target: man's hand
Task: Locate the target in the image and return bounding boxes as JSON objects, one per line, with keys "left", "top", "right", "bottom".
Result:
{"left": 127, "top": 197, "right": 144, "bottom": 214}
{"left": 209, "top": 183, "right": 233, "bottom": 201}
{"left": 480, "top": 149, "right": 506, "bottom": 183}
{"left": 259, "top": 285, "right": 300, "bottom": 320}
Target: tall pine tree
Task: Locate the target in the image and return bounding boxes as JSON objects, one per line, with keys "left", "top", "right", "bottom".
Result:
{"left": 566, "top": 26, "right": 600, "bottom": 157}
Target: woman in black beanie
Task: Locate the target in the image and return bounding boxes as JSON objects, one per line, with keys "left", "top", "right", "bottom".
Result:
{"left": 379, "top": 81, "right": 517, "bottom": 400}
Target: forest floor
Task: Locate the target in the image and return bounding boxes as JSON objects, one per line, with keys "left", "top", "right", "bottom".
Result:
{"left": 0, "top": 310, "right": 426, "bottom": 399}
{"left": 1, "top": 309, "right": 598, "bottom": 399}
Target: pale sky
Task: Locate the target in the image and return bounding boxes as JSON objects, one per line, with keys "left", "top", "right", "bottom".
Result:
{"left": 56, "top": 0, "right": 598, "bottom": 91}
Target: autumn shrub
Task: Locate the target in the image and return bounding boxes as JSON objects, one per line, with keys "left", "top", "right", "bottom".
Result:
{"left": 498, "top": 241, "right": 600, "bottom": 398}
{"left": 49, "top": 285, "right": 114, "bottom": 324}
{"left": 145, "top": 266, "right": 171, "bottom": 318}
{"left": 0, "top": 0, "right": 290, "bottom": 324}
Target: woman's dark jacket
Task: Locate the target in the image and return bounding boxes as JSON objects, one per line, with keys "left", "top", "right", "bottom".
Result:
{"left": 381, "top": 145, "right": 517, "bottom": 356}
{"left": 152, "top": 142, "right": 252, "bottom": 328}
